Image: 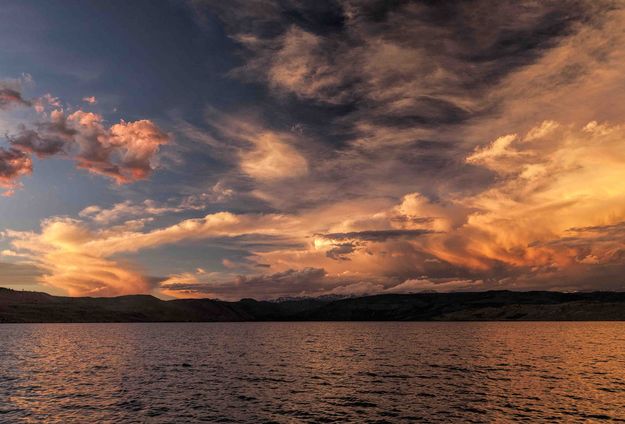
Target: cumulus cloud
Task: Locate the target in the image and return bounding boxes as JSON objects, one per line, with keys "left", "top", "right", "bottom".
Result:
{"left": 7, "top": 109, "right": 170, "bottom": 186}
{"left": 367, "top": 120, "right": 625, "bottom": 282}
{"left": 32, "top": 93, "right": 61, "bottom": 113}
{"left": 0, "top": 148, "right": 32, "bottom": 196}
{"left": 10, "top": 110, "right": 75, "bottom": 157}
{"left": 252, "top": 113, "right": 625, "bottom": 287}
{"left": 0, "top": 87, "right": 31, "bottom": 109}
{"left": 0, "top": 77, "right": 168, "bottom": 192}
{"left": 10, "top": 127, "right": 625, "bottom": 297}
{"left": 82, "top": 96, "right": 97, "bottom": 104}
{"left": 73, "top": 112, "right": 170, "bottom": 183}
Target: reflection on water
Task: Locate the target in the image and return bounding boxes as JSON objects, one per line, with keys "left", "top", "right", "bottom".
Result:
{"left": 1, "top": 322, "right": 624, "bottom": 423}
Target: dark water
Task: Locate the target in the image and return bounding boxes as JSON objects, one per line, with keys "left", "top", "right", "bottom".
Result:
{"left": 1, "top": 323, "right": 624, "bottom": 423}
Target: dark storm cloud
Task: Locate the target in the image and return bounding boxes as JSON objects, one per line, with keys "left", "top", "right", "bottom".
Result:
{"left": 9, "top": 120, "right": 75, "bottom": 157}
{"left": 162, "top": 267, "right": 328, "bottom": 299}
{"left": 322, "top": 229, "right": 435, "bottom": 242}
{"left": 566, "top": 222, "right": 625, "bottom": 235}
{"left": 210, "top": 234, "right": 305, "bottom": 251}
{"left": 366, "top": 97, "right": 473, "bottom": 128}
{"left": 205, "top": 0, "right": 607, "bottom": 125}
{"left": 325, "top": 242, "right": 356, "bottom": 260}
{"left": 188, "top": 0, "right": 613, "bottom": 214}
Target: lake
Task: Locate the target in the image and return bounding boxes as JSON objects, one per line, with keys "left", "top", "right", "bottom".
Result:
{"left": 1, "top": 322, "right": 624, "bottom": 423}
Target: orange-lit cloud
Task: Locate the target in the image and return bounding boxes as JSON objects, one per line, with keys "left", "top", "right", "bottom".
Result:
{"left": 0, "top": 148, "right": 32, "bottom": 196}
{"left": 199, "top": 110, "right": 309, "bottom": 182}
{"left": 62, "top": 110, "right": 170, "bottom": 183}
{"left": 5, "top": 107, "right": 170, "bottom": 188}
{"left": 3, "top": 212, "right": 303, "bottom": 296}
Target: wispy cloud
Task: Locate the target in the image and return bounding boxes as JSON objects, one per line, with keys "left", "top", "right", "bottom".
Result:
{"left": 79, "top": 186, "right": 234, "bottom": 225}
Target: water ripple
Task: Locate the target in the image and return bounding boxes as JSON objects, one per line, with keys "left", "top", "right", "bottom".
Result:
{"left": 0, "top": 322, "right": 624, "bottom": 423}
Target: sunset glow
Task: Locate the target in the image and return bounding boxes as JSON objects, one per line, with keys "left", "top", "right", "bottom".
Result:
{"left": 2, "top": 1, "right": 625, "bottom": 299}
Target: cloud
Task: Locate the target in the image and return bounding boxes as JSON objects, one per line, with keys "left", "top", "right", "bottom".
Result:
{"left": 421, "top": 120, "right": 625, "bottom": 275}
{"left": 0, "top": 78, "right": 168, "bottom": 192}
{"left": 78, "top": 184, "right": 234, "bottom": 225}
{"left": 79, "top": 200, "right": 172, "bottom": 225}
{"left": 252, "top": 112, "right": 625, "bottom": 284}
{"left": 325, "top": 280, "right": 385, "bottom": 297}
{"left": 325, "top": 242, "right": 356, "bottom": 260}
{"left": 0, "top": 261, "right": 41, "bottom": 286}
{"left": 0, "top": 87, "right": 31, "bottom": 109}
{"left": 7, "top": 2, "right": 625, "bottom": 298}
{"left": 9, "top": 110, "right": 75, "bottom": 157}
{"left": 220, "top": 0, "right": 602, "bottom": 132}
{"left": 0, "top": 148, "right": 32, "bottom": 196}
{"left": 194, "top": 2, "right": 550, "bottom": 214}
{"left": 201, "top": 110, "right": 309, "bottom": 182}
{"left": 79, "top": 199, "right": 196, "bottom": 225}
{"left": 78, "top": 113, "right": 170, "bottom": 182}
{"left": 3, "top": 211, "right": 303, "bottom": 296}
{"left": 159, "top": 266, "right": 485, "bottom": 300}
{"left": 7, "top": 109, "right": 170, "bottom": 185}
{"left": 239, "top": 130, "right": 308, "bottom": 181}
{"left": 321, "top": 229, "right": 435, "bottom": 242}
{"left": 33, "top": 93, "right": 62, "bottom": 113}
{"left": 385, "top": 278, "right": 483, "bottom": 294}
{"left": 161, "top": 267, "right": 327, "bottom": 300}
{"left": 256, "top": 26, "right": 351, "bottom": 104}
{"left": 82, "top": 96, "right": 97, "bottom": 104}
{"left": 19, "top": 117, "right": 625, "bottom": 297}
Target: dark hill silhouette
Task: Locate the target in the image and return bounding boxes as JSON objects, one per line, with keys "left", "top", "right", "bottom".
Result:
{"left": 1, "top": 287, "right": 625, "bottom": 322}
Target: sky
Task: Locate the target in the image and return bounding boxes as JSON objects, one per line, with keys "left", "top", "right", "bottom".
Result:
{"left": 2, "top": 0, "right": 625, "bottom": 300}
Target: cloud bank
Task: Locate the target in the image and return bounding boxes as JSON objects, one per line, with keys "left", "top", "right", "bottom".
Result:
{"left": 0, "top": 83, "right": 170, "bottom": 194}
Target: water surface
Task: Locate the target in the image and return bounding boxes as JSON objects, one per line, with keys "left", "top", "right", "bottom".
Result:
{"left": 1, "top": 322, "right": 624, "bottom": 423}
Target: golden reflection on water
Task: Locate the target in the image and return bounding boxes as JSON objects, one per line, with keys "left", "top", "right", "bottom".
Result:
{"left": 0, "top": 322, "right": 624, "bottom": 422}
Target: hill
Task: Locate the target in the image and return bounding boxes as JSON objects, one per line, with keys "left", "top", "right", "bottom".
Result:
{"left": 1, "top": 287, "right": 625, "bottom": 322}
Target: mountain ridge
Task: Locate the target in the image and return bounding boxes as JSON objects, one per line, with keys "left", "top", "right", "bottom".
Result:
{"left": 1, "top": 287, "right": 625, "bottom": 322}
